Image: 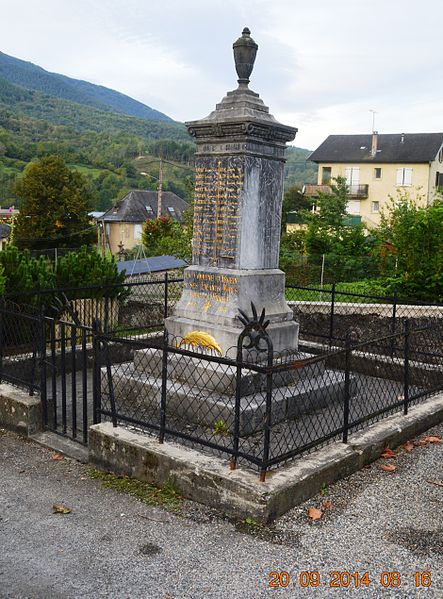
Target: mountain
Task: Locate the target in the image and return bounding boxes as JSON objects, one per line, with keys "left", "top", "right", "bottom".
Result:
{"left": 0, "top": 50, "right": 172, "bottom": 122}
{"left": 0, "top": 76, "right": 189, "bottom": 141}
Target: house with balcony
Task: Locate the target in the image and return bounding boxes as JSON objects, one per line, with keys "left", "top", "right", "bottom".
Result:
{"left": 97, "top": 190, "right": 189, "bottom": 255}
{"left": 306, "top": 132, "right": 443, "bottom": 227}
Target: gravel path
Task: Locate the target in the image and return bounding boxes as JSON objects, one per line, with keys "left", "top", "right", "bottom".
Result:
{"left": 0, "top": 423, "right": 442, "bottom": 599}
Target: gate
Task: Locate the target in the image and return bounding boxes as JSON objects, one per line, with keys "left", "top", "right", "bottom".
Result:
{"left": 40, "top": 317, "right": 101, "bottom": 445}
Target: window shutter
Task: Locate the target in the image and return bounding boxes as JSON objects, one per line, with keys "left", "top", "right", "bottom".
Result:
{"left": 396, "top": 168, "right": 403, "bottom": 185}
{"left": 404, "top": 168, "right": 412, "bottom": 185}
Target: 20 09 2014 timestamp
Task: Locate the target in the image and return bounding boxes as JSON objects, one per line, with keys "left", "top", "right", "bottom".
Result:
{"left": 268, "top": 571, "right": 432, "bottom": 588}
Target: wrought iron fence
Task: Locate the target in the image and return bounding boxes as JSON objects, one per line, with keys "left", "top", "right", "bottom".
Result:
{"left": 287, "top": 282, "right": 443, "bottom": 348}
{"left": 0, "top": 273, "right": 184, "bottom": 339}
{"left": 0, "top": 280, "right": 442, "bottom": 476}
{"left": 96, "top": 312, "right": 443, "bottom": 479}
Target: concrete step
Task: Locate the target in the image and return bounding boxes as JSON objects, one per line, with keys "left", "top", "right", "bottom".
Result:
{"left": 132, "top": 347, "right": 326, "bottom": 396}
{"left": 30, "top": 431, "right": 89, "bottom": 462}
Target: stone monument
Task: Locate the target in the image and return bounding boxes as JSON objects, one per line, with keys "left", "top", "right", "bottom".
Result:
{"left": 166, "top": 28, "right": 299, "bottom": 354}
{"left": 106, "top": 29, "right": 351, "bottom": 438}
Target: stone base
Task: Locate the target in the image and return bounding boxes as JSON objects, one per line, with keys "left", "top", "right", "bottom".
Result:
{"left": 166, "top": 316, "right": 299, "bottom": 357}
{"left": 89, "top": 392, "right": 443, "bottom": 522}
{"left": 166, "top": 266, "right": 298, "bottom": 354}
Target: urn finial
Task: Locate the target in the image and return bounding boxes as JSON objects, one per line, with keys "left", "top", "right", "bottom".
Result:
{"left": 233, "top": 27, "right": 258, "bottom": 88}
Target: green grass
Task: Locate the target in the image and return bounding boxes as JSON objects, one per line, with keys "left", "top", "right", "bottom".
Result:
{"left": 68, "top": 163, "right": 110, "bottom": 178}
{"left": 88, "top": 468, "right": 182, "bottom": 511}
{"left": 285, "top": 282, "right": 387, "bottom": 304}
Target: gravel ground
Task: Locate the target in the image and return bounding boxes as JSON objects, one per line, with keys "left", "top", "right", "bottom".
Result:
{"left": 0, "top": 424, "right": 442, "bottom": 599}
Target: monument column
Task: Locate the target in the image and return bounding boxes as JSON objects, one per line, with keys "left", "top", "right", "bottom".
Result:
{"left": 166, "top": 28, "right": 299, "bottom": 354}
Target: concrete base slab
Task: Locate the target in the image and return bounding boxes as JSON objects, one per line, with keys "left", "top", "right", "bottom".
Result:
{"left": 0, "top": 383, "right": 42, "bottom": 436}
{"left": 89, "top": 392, "right": 443, "bottom": 523}
{"left": 31, "top": 431, "right": 89, "bottom": 463}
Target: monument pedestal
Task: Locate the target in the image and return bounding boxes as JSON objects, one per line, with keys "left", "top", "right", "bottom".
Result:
{"left": 166, "top": 266, "right": 298, "bottom": 354}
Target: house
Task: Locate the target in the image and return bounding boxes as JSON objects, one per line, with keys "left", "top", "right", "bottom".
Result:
{"left": 307, "top": 132, "right": 443, "bottom": 226}
{"left": 97, "top": 190, "right": 189, "bottom": 254}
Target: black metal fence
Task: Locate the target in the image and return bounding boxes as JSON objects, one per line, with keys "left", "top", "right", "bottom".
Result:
{"left": 287, "top": 282, "right": 443, "bottom": 347}
{"left": 0, "top": 278, "right": 442, "bottom": 479}
{"left": 1, "top": 273, "right": 183, "bottom": 339}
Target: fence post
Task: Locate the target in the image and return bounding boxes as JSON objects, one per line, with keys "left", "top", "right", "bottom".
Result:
{"left": 158, "top": 327, "right": 168, "bottom": 444}
{"left": 329, "top": 282, "right": 336, "bottom": 346}
{"left": 39, "top": 314, "right": 48, "bottom": 427}
{"left": 104, "top": 296, "right": 109, "bottom": 334}
{"left": 260, "top": 339, "right": 274, "bottom": 483}
{"left": 403, "top": 319, "right": 410, "bottom": 415}
{"left": 0, "top": 311, "right": 3, "bottom": 385}
{"left": 342, "top": 332, "right": 351, "bottom": 443}
{"left": 230, "top": 342, "right": 243, "bottom": 471}
{"left": 92, "top": 319, "right": 102, "bottom": 425}
{"left": 390, "top": 290, "right": 398, "bottom": 356}
{"left": 163, "top": 271, "right": 169, "bottom": 320}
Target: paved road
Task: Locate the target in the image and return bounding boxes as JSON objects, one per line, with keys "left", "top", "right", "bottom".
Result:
{"left": 0, "top": 424, "right": 442, "bottom": 599}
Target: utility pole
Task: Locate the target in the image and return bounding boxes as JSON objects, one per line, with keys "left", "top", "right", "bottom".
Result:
{"left": 157, "top": 157, "right": 163, "bottom": 219}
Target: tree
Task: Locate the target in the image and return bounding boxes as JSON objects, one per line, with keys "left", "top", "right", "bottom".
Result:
{"left": 281, "top": 185, "right": 312, "bottom": 230}
{"left": 12, "top": 155, "right": 96, "bottom": 249}
{"left": 305, "top": 175, "right": 359, "bottom": 255}
{"left": 373, "top": 193, "right": 443, "bottom": 301}
{"left": 142, "top": 210, "right": 193, "bottom": 262}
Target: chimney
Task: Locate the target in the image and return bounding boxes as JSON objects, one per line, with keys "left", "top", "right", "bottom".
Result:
{"left": 371, "top": 131, "right": 378, "bottom": 157}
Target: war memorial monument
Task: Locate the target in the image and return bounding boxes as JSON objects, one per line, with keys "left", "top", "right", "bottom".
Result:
{"left": 166, "top": 27, "right": 299, "bottom": 354}
{"left": 107, "top": 28, "right": 350, "bottom": 440}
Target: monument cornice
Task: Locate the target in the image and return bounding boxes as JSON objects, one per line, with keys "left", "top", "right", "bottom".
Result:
{"left": 186, "top": 119, "right": 297, "bottom": 144}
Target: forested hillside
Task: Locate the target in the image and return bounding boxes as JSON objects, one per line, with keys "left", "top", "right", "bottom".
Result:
{"left": 0, "top": 51, "right": 172, "bottom": 121}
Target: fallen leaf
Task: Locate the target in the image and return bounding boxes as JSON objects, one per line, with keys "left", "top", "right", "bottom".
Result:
{"left": 52, "top": 452, "right": 64, "bottom": 461}
{"left": 403, "top": 441, "right": 414, "bottom": 453}
{"left": 423, "top": 436, "right": 442, "bottom": 444}
{"left": 427, "top": 479, "right": 443, "bottom": 488}
{"left": 322, "top": 500, "right": 332, "bottom": 510}
{"left": 380, "top": 464, "right": 397, "bottom": 472}
{"left": 52, "top": 503, "right": 71, "bottom": 514}
{"left": 308, "top": 507, "right": 323, "bottom": 521}
{"left": 414, "top": 439, "right": 428, "bottom": 447}
{"left": 381, "top": 448, "right": 396, "bottom": 459}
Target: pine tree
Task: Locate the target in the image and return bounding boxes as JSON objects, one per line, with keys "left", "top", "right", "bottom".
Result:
{"left": 12, "top": 155, "right": 96, "bottom": 250}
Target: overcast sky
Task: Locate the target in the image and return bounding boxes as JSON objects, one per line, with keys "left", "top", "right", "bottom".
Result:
{"left": 1, "top": 0, "right": 442, "bottom": 149}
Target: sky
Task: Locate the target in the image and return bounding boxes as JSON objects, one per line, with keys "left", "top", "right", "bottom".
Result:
{"left": 0, "top": 0, "right": 442, "bottom": 150}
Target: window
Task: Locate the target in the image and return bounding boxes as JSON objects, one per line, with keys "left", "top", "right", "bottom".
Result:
{"left": 167, "top": 206, "right": 176, "bottom": 216}
{"left": 134, "top": 224, "right": 142, "bottom": 240}
{"left": 372, "top": 201, "right": 380, "bottom": 213}
{"left": 321, "top": 167, "right": 331, "bottom": 184}
{"left": 345, "top": 167, "right": 360, "bottom": 195}
{"left": 347, "top": 200, "right": 360, "bottom": 215}
{"left": 374, "top": 168, "right": 382, "bottom": 179}
{"left": 396, "top": 168, "right": 412, "bottom": 186}
{"left": 145, "top": 205, "right": 154, "bottom": 217}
